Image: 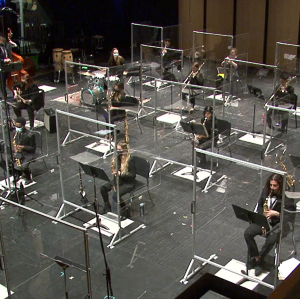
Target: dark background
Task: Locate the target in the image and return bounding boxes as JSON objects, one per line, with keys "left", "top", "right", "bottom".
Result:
{"left": 48, "top": 0, "right": 178, "bottom": 55}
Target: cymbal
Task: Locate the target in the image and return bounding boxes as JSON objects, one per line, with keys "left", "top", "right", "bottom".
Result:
{"left": 78, "top": 71, "right": 94, "bottom": 76}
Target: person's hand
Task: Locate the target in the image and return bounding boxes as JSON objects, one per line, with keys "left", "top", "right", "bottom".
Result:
{"left": 264, "top": 209, "right": 279, "bottom": 219}
{"left": 195, "top": 134, "right": 206, "bottom": 140}
{"left": 16, "top": 145, "right": 24, "bottom": 151}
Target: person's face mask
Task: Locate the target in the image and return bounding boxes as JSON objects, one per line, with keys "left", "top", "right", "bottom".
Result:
{"left": 113, "top": 52, "right": 119, "bottom": 57}
{"left": 15, "top": 127, "right": 23, "bottom": 133}
{"left": 117, "top": 150, "right": 123, "bottom": 156}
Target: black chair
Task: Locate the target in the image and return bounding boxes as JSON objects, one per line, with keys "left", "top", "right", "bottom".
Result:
{"left": 124, "top": 156, "right": 154, "bottom": 208}
{"left": 111, "top": 96, "right": 143, "bottom": 135}
{"left": 215, "top": 119, "right": 232, "bottom": 167}
{"left": 29, "top": 130, "right": 48, "bottom": 173}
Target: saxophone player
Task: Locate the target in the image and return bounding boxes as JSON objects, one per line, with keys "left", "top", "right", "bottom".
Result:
{"left": 244, "top": 174, "right": 295, "bottom": 276}
{"left": 12, "top": 117, "right": 36, "bottom": 185}
{"left": 195, "top": 106, "right": 218, "bottom": 169}
{"left": 99, "top": 140, "right": 136, "bottom": 219}
{"left": 266, "top": 73, "right": 297, "bottom": 133}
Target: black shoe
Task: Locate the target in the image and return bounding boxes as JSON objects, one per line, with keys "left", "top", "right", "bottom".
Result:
{"left": 247, "top": 257, "right": 257, "bottom": 269}
{"left": 120, "top": 207, "right": 130, "bottom": 221}
{"left": 24, "top": 178, "right": 33, "bottom": 185}
{"left": 254, "top": 265, "right": 263, "bottom": 276}
{"left": 99, "top": 203, "right": 111, "bottom": 214}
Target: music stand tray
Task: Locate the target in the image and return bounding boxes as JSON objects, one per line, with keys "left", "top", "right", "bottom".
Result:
{"left": 232, "top": 204, "right": 270, "bottom": 232}
{"left": 180, "top": 120, "right": 208, "bottom": 137}
{"left": 78, "top": 163, "right": 110, "bottom": 182}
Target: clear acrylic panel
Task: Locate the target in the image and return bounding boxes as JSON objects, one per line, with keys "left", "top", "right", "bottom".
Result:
{"left": 0, "top": 202, "right": 90, "bottom": 298}
{"left": 131, "top": 23, "right": 163, "bottom": 62}
{"left": 189, "top": 148, "right": 288, "bottom": 291}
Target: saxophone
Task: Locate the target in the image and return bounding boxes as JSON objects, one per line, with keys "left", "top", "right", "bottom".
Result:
{"left": 13, "top": 132, "right": 22, "bottom": 167}
{"left": 279, "top": 150, "right": 295, "bottom": 188}
{"left": 124, "top": 111, "right": 129, "bottom": 144}
{"left": 262, "top": 191, "right": 272, "bottom": 236}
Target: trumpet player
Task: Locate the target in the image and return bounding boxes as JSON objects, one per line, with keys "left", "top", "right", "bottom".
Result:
{"left": 243, "top": 174, "right": 295, "bottom": 276}
{"left": 99, "top": 140, "right": 136, "bottom": 219}
{"left": 195, "top": 106, "right": 218, "bottom": 169}
{"left": 182, "top": 62, "right": 204, "bottom": 110}
{"left": 12, "top": 117, "right": 36, "bottom": 185}
{"left": 266, "top": 73, "right": 297, "bottom": 133}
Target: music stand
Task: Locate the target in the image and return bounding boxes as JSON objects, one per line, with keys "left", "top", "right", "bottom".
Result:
{"left": 180, "top": 120, "right": 208, "bottom": 174}
{"left": 78, "top": 163, "right": 114, "bottom": 298}
{"left": 232, "top": 204, "right": 270, "bottom": 276}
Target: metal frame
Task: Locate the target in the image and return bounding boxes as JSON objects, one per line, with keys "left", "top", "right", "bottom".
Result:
{"left": 0, "top": 196, "right": 92, "bottom": 298}
{"left": 131, "top": 23, "right": 163, "bottom": 63}
{"left": 55, "top": 110, "right": 145, "bottom": 248}
{"left": 181, "top": 148, "right": 287, "bottom": 290}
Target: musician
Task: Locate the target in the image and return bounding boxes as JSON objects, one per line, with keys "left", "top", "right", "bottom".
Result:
{"left": 161, "top": 38, "right": 180, "bottom": 73}
{"left": 195, "top": 106, "right": 218, "bottom": 169}
{"left": 108, "top": 48, "right": 125, "bottom": 66}
{"left": 12, "top": 117, "right": 36, "bottom": 185}
{"left": 182, "top": 62, "right": 204, "bottom": 110}
{"left": 100, "top": 140, "right": 136, "bottom": 219}
{"left": 0, "top": 36, "right": 12, "bottom": 99}
{"left": 266, "top": 74, "right": 297, "bottom": 133}
{"left": 221, "top": 47, "right": 238, "bottom": 69}
{"left": 244, "top": 173, "right": 295, "bottom": 276}
{"left": 221, "top": 48, "right": 239, "bottom": 95}
{"left": 12, "top": 74, "right": 43, "bottom": 130}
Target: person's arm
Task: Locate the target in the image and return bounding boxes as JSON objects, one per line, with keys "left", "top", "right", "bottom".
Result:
{"left": 125, "top": 157, "right": 136, "bottom": 181}
{"left": 19, "top": 132, "right": 36, "bottom": 153}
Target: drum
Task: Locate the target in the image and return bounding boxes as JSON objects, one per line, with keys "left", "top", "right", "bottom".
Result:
{"left": 105, "top": 75, "right": 120, "bottom": 88}
{"left": 92, "top": 71, "right": 105, "bottom": 87}
{"left": 61, "top": 50, "right": 73, "bottom": 73}
{"left": 81, "top": 86, "right": 105, "bottom": 106}
{"left": 52, "top": 48, "right": 63, "bottom": 72}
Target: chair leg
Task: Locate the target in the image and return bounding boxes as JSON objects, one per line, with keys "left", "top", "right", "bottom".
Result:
{"left": 292, "top": 224, "right": 297, "bottom": 255}
{"left": 147, "top": 188, "right": 154, "bottom": 206}
{"left": 136, "top": 118, "right": 143, "bottom": 134}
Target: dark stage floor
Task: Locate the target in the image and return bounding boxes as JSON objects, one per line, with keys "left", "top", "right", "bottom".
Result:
{"left": 0, "top": 57, "right": 300, "bottom": 299}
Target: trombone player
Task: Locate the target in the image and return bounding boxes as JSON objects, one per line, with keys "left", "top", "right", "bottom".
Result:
{"left": 266, "top": 73, "right": 297, "bottom": 133}
{"left": 182, "top": 62, "right": 204, "bottom": 110}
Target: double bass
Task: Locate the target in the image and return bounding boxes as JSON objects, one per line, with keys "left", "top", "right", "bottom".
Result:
{"left": 6, "top": 28, "right": 35, "bottom": 92}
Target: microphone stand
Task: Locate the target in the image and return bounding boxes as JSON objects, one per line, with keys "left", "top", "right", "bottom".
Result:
{"left": 91, "top": 173, "right": 114, "bottom": 299}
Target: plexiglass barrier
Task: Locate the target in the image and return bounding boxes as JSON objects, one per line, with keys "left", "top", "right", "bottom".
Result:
{"left": 131, "top": 23, "right": 163, "bottom": 62}
{"left": 180, "top": 148, "right": 290, "bottom": 291}
{"left": 193, "top": 31, "right": 233, "bottom": 89}
{"left": 0, "top": 198, "right": 91, "bottom": 298}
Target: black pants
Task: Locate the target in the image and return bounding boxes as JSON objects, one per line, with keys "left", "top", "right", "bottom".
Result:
{"left": 100, "top": 181, "right": 135, "bottom": 206}
{"left": 14, "top": 154, "right": 34, "bottom": 180}
{"left": 13, "top": 102, "right": 35, "bottom": 128}
{"left": 244, "top": 223, "right": 279, "bottom": 261}
{"left": 0, "top": 72, "right": 9, "bottom": 99}
{"left": 267, "top": 108, "right": 289, "bottom": 132}
{"left": 196, "top": 139, "right": 214, "bottom": 168}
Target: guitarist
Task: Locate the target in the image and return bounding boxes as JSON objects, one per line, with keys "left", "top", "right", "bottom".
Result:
{"left": 12, "top": 74, "right": 44, "bottom": 130}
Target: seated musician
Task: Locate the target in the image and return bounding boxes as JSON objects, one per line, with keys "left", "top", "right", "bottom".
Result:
{"left": 266, "top": 73, "right": 297, "bottom": 133}
{"left": 99, "top": 140, "right": 136, "bottom": 219}
{"left": 97, "top": 82, "right": 127, "bottom": 139}
{"left": 12, "top": 117, "right": 36, "bottom": 185}
{"left": 195, "top": 106, "right": 218, "bottom": 169}
{"left": 182, "top": 62, "right": 204, "bottom": 110}
{"left": 108, "top": 48, "right": 125, "bottom": 66}
{"left": 12, "top": 74, "right": 44, "bottom": 130}
{"left": 244, "top": 174, "right": 295, "bottom": 276}
{"left": 160, "top": 38, "right": 181, "bottom": 74}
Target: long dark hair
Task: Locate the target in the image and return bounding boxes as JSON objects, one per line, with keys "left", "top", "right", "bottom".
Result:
{"left": 203, "top": 105, "right": 214, "bottom": 116}
{"left": 264, "top": 173, "right": 283, "bottom": 195}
